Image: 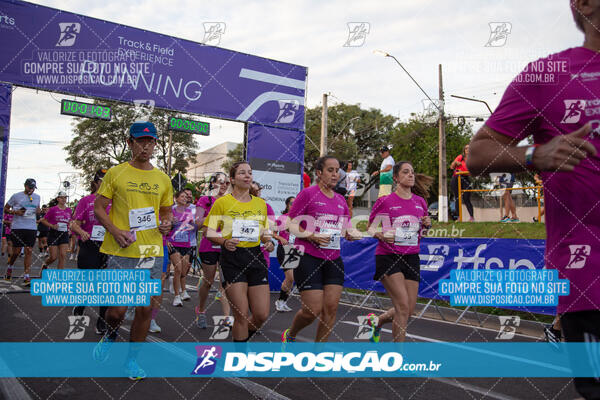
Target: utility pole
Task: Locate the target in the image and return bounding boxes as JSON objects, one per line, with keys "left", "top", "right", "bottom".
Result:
{"left": 320, "top": 93, "right": 328, "bottom": 157}
{"left": 438, "top": 64, "right": 448, "bottom": 222}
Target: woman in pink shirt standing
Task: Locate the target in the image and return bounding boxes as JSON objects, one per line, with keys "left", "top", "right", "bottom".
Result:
{"left": 366, "top": 161, "right": 432, "bottom": 342}
{"left": 40, "top": 191, "right": 72, "bottom": 270}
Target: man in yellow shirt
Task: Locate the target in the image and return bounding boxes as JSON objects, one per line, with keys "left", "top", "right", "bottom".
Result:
{"left": 92, "top": 121, "right": 173, "bottom": 380}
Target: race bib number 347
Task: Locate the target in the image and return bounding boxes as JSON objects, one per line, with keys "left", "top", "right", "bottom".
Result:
{"left": 232, "top": 219, "right": 260, "bottom": 242}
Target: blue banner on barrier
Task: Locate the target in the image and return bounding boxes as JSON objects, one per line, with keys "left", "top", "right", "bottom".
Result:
{"left": 1, "top": 342, "right": 598, "bottom": 378}
{"left": 311, "top": 237, "right": 554, "bottom": 315}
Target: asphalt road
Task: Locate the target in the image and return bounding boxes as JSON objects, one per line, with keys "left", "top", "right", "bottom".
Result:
{"left": 0, "top": 251, "right": 580, "bottom": 400}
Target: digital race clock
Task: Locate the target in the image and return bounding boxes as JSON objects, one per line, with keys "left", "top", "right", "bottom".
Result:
{"left": 60, "top": 99, "right": 111, "bottom": 121}
{"left": 168, "top": 117, "right": 210, "bottom": 136}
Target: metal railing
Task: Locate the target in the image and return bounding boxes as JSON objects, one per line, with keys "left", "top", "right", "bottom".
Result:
{"left": 456, "top": 171, "right": 543, "bottom": 222}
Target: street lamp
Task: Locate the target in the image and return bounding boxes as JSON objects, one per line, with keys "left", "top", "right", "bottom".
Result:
{"left": 374, "top": 50, "right": 448, "bottom": 222}
{"left": 450, "top": 94, "right": 493, "bottom": 114}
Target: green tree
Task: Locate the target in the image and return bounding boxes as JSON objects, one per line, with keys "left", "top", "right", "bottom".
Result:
{"left": 304, "top": 103, "right": 397, "bottom": 173}
{"left": 65, "top": 100, "right": 199, "bottom": 180}
{"left": 388, "top": 113, "right": 473, "bottom": 200}
{"left": 221, "top": 142, "right": 244, "bottom": 172}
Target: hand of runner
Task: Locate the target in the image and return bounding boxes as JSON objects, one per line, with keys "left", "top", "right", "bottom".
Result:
{"left": 261, "top": 230, "right": 273, "bottom": 243}
{"left": 167, "top": 242, "right": 173, "bottom": 251}
{"left": 371, "top": 170, "right": 380, "bottom": 177}
{"left": 533, "top": 124, "right": 598, "bottom": 171}
{"left": 264, "top": 241, "right": 275, "bottom": 252}
{"left": 345, "top": 228, "right": 363, "bottom": 241}
{"left": 310, "top": 233, "right": 331, "bottom": 246}
{"left": 13, "top": 209, "right": 25, "bottom": 216}
{"left": 278, "top": 238, "right": 289, "bottom": 246}
{"left": 52, "top": 224, "right": 59, "bottom": 230}
{"left": 112, "top": 229, "right": 135, "bottom": 248}
{"left": 420, "top": 216, "right": 432, "bottom": 229}
{"left": 158, "top": 219, "right": 172, "bottom": 235}
{"left": 224, "top": 238, "right": 239, "bottom": 251}
{"left": 379, "top": 230, "right": 395, "bottom": 244}
{"left": 79, "top": 231, "right": 90, "bottom": 242}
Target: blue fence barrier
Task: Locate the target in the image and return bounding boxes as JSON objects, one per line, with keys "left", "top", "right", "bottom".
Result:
{"left": 268, "top": 237, "right": 554, "bottom": 315}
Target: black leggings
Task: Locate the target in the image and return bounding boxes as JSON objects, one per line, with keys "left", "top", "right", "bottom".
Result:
{"left": 451, "top": 175, "right": 474, "bottom": 218}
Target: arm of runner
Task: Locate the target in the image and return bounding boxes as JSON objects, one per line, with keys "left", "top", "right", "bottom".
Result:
{"left": 70, "top": 220, "right": 90, "bottom": 242}
{"left": 39, "top": 217, "right": 57, "bottom": 230}
{"left": 158, "top": 205, "right": 172, "bottom": 235}
{"left": 94, "top": 194, "right": 133, "bottom": 248}
{"left": 468, "top": 124, "right": 597, "bottom": 175}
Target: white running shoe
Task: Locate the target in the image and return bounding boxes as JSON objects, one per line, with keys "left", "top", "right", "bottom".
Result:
{"left": 124, "top": 306, "right": 135, "bottom": 321}
{"left": 172, "top": 295, "right": 183, "bottom": 307}
{"left": 275, "top": 299, "right": 287, "bottom": 312}
{"left": 181, "top": 291, "right": 191, "bottom": 301}
{"left": 282, "top": 303, "right": 293, "bottom": 312}
{"left": 149, "top": 319, "right": 161, "bottom": 333}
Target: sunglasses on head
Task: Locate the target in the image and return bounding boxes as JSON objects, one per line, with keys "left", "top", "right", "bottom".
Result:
{"left": 218, "top": 180, "right": 230, "bottom": 185}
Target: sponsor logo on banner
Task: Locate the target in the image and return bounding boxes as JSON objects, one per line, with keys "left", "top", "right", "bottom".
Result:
{"left": 65, "top": 315, "right": 89, "bottom": 340}
{"left": 453, "top": 244, "right": 536, "bottom": 270}
{"left": 202, "top": 22, "right": 226, "bottom": 46}
{"left": 561, "top": 100, "right": 586, "bottom": 123}
{"left": 420, "top": 245, "right": 449, "bottom": 271}
{"left": 56, "top": 23, "right": 81, "bottom": 47}
{"left": 192, "top": 345, "right": 222, "bottom": 375}
{"left": 209, "top": 316, "right": 233, "bottom": 340}
{"left": 485, "top": 22, "right": 511, "bottom": 47}
{"left": 354, "top": 316, "right": 375, "bottom": 340}
{"left": 496, "top": 316, "right": 520, "bottom": 340}
{"left": 275, "top": 100, "right": 299, "bottom": 124}
{"left": 0, "top": 15, "right": 15, "bottom": 29}
{"left": 566, "top": 245, "right": 591, "bottom": 269}
{"left": 344, "top": 22, "right": 370, "bottom": 47}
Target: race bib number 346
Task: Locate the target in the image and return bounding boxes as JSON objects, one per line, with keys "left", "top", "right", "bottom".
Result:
{"left": 129, "top": 207, "right": 157, "bottom": 231}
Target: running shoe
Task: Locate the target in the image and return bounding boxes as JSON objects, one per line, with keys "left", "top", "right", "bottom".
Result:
{"left": 124, "top": 306, "right": 135, "bottom": 321}
{"left": 168, "top": 276, "right": 174, "bottom": 294}
{"left": 181, "top": 291, "right": 191, "bottom": 301}
{"left": 215, "top": 291, "right": 222, "bottom": 301}
{"left": 281, "top": 328, "right": 296, "bottom": 343}
{"left": 544, "top": 324, "right": 562, "bottom": 343}
{"left": 224, "top": 316, "right": 233, "bottom": 327}
{"left": 95, "top": 319, "right": 107, "bottom": 335}
{"left": 195, "top": 307, "right": 207, "bottom": 329}
{"left": 275, "top": 299, "right": 287, "bottom": 312}
{"left": 510, "top": 218, "right": 520, "bottom": 223}
{"left": 22, "top": 278, "right": 31, "bottom": 287}
{"left": 4, "top": 268, "right": 12, "bottom": 281}
{"left": 282, "top": 303, "right": 293, "bottom": 312}
{"left": 500, "top": 216, "right": 510, "bottom": 223}
{"left": 126, "top": 358, "right": 147, "bottom": 381}
{"left": 172, "top": 295, "right": 183, "bottom": 307}
{"left": 366, "top": 313, "right": 381, "bottom": 343}
{"left": 149, "top": 319, "right": 161, "bottom": 333}
{"left": 93, "top": 336, "right": 114, "bottom": 362}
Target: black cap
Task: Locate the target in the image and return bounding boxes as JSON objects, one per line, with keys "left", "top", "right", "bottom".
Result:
{"left": 380, "top": 146, "right": 389, "bottom": 153}
{"left": 93, "top": 168, "right": 107, "bottom": 182}
{"left": 24, "top": 178, "right": 36, "bottom": 188}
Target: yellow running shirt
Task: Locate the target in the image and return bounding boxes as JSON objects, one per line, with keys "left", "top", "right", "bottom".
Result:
{"left": 204, "top": 194, "right": 267, "bottom": 248}
{"left": 98, "top": 162, "right": 173, "bottom": 258}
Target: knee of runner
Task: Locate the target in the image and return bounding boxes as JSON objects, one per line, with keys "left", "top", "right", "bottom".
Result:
{"left": 202, "top": 277, "right": 214, "bottom": 287}
{"left": 321, "top": 303, "right": 338, "bottom": 318}
{"left": 302, "top": 304, "right": 322, "bottom": 318}
{"left": 393, "top": 303, "right": 410, "bottom": 319}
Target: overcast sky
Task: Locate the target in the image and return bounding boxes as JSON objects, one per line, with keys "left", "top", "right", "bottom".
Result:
{"left": 6, "top": 0, "right": 582, "bottom": 203}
